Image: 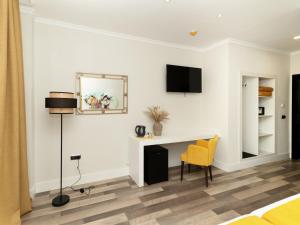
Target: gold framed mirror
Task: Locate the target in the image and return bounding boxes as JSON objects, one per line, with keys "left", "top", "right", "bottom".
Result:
{"left": 76, "top": 72, "right": 128, "bottom": 115}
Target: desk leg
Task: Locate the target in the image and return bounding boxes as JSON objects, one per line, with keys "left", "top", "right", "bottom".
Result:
{"left": 138, "top": 145, "right": 144, "bottom": 187}
{"left": 129, "top": 139, "right": 144, "bottom": 187}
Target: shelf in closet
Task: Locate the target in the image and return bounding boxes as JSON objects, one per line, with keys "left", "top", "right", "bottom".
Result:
{"left": 259, "top": 96, "right": 272, "bottom": 98}
{"left": 259, "top": 132, "right": 273, "bottom": 137}
{"left": 259, "top": 115, "right": 273, "bottom": 118}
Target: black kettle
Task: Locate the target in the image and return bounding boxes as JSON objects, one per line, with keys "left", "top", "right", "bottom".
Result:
{"left": 135, "top": 125, "right": 146, "bottom": 137}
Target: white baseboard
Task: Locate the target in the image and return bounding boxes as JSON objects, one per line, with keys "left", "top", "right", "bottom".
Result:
{"left": 33, "top": 153, "right": 289, "bottom": 195}
{"left": 30, "top": 186, "right": 36, "bottom": 198}
{"left": 35, "top": 167, "right": 129, "bottom": 194}
{"left": 214, "top": 153, "right": 289, "bottom": 172}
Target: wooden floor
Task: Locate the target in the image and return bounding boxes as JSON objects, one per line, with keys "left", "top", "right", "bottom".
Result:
{"left": 22, "top": 160, "right": 300, "bottom": 225}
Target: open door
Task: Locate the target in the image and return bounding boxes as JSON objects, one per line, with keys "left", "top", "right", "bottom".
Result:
{"left": 242, "top": 76, "right": 259, "bottom": 158}
{"left": 292, "top": 74, "right": 300, "bottom": 160}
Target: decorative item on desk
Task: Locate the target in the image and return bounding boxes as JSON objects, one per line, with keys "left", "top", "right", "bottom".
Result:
{"left": 135, "top": 125, "right": 146, "bottom": 137}
{"left": 259, "top": 107, "right": 265, "bottom": 115}
{"left": 146, "top": 106, "right": 169, "bottom": 136}
{"left": 144, "top": 132, "right": 153, "bottom": 139}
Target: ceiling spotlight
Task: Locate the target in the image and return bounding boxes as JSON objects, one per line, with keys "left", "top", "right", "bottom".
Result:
{"left": 294, "top": 35, "right": 300, "bottom": 40}
{"left": 165, "top": 0, "right": 171, "bottom": 2}
{"left": 217, "top": 13, "right": 223, "bottom": 18}
{"left": 189, "top": 30, "right": 198, "bottom": 37}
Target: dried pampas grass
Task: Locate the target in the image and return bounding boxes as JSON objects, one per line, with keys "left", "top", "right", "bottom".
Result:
{"left": 146, "top": 106, "right": 169, "bottom": 123}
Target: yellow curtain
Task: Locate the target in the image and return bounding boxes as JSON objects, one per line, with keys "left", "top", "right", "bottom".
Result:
{"left": 0, "top": 0, "right": 32, "bottom": 224}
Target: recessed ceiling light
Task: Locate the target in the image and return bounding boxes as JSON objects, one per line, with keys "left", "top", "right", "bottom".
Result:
{"left": 217, "top": 13, "right": 223, "bottom": 18}
{"left": 165, "top": 0, "right": 171, "bottom": 2}
{"left": 294, "top": 35, "right": 300, "bottom": 40}
{"left": 189, "top": 31, "right": 198, "bottom": 37}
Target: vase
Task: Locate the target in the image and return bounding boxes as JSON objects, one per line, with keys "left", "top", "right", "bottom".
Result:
{"left": 153, "top": 122, "right": 163, "bottom": 136}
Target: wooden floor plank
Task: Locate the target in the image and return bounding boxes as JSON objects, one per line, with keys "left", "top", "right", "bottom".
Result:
{"left": 22, "top": 160, "right": 300, "bottom": 225}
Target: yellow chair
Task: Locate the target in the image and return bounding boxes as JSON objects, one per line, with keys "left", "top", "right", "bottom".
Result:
{"left": 180, "top": 135, "right": 219, "bottom": 187}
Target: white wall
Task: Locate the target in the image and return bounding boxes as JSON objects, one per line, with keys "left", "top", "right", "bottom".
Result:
{"left": 291, "top": 52, "right": 300, "bottom": 75}
{"left": 227, "top": 43, "right": 290, "bottom": 168}
{"left": 202, "top": 44, "right": 229, "bottom": 164}
{"left": 21, "top": 7, "right": 35, "bottom": 195}
{"left": 33, "top": 21, "right": 228, "bottom": 192}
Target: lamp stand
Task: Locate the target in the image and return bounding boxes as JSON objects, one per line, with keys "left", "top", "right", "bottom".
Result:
{"left": 52, "top": 114, "right": 70, "bottom": 207}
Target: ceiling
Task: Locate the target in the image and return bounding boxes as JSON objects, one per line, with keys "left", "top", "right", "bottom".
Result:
{"left": 33, "top": 0, "right": 300, "bottom": 52}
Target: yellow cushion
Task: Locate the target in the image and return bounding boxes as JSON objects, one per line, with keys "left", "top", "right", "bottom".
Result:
{"left": 262, "top": 198, "right": 300, "bottom": 225}
{"left": 180, "top": 151, "right": 188, "bottom": 161}
{"left": 228, "top": 216, "right": 273, "bottom": 225}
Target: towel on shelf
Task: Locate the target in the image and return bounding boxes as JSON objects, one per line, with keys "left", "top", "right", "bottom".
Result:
{"left": 259, "top": 86, "right": 273, "bottom": 97}
{"left": 259, "top": 86, "right": 273, "bottom": 92}
{"left": 259, "top": 91, "right": 272, "bottom": 96}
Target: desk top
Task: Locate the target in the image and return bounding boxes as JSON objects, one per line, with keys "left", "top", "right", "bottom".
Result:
{"left": 129, "top": 132, "right": 218, "bottom": 146}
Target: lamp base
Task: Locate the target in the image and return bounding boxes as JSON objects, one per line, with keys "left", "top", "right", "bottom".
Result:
{"left": 52, "top": 194, "right": 70, "bottom": 207}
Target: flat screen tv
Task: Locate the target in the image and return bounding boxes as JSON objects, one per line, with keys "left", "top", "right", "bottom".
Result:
{"left": 166, "top": 64, "right": 202, "bottom": 93}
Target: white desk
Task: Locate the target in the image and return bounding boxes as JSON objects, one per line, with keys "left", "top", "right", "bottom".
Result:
{"left": 128, "top": 133, "right": 216, "bottom": 187}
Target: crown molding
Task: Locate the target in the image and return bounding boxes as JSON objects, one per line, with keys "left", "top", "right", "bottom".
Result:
{"left": 20, "top": 7, "right": 34, "bottom": 14}
{"left": 201, "top": 39, "right": 230, "bottom": 52}
{"left": 20, "top": 0, "right": 33, "bottom": 6}
{"left": 290, "top": 49, "right": 300, "bottom": 56}
{"left": 20, "top": 5, "right": 34, "bottom": 15}
{"left": 34, "top": 17, "right": 206, "bottom": 52}
{"left": 34, "top": 17, "right": 292, "bottom": 55}
{"left": 227, "top": 38, "right": 290, "bottom": 55}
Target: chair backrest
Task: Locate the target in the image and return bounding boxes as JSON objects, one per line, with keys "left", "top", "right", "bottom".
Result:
{"left": 208, "top": 135, "right": 219, "bottom": 164}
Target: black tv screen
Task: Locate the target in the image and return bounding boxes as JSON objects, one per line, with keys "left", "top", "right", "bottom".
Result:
{"left": 166, "top": 64, "right": 202, "bottom": 93}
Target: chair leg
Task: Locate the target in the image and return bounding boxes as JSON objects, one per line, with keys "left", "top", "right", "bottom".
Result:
{"left": 188, "top": 164, "right": 191, "bottom": 173}
{"left": 204, "top": 167, "right": 209, "bottom": 187}
{"left": 208, "top": 166, "right": 213, "bottom": 181}
{"left": 181, "top": 161, "right": 184, "bottom": 182}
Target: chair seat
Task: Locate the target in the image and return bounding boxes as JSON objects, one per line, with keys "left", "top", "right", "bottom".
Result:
{"left": 180, "top": 150, "right": 209, "bottom": 166}
{"left": 180, "top": 151, "right": 188, "bottom": 162}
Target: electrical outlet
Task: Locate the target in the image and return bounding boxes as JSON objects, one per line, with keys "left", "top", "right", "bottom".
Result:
{"left": 70, "top": 155, "right": 81, "bottom": 160}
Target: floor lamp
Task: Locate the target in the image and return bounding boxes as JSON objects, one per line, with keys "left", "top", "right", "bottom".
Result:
{"left": 45, "top": 92, "right": 77, "bottom": 207}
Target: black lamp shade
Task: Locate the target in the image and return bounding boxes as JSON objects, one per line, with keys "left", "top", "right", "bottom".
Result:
{"left": 45, "top": 92, "right": 77, "bottom": 114}
{"left": 45, "top": 98, "right": 77, "bottom": 108}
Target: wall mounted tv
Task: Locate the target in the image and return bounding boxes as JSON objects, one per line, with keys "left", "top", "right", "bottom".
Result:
{"left": 166, "top": 64, "right": 202, "bottom": 93}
